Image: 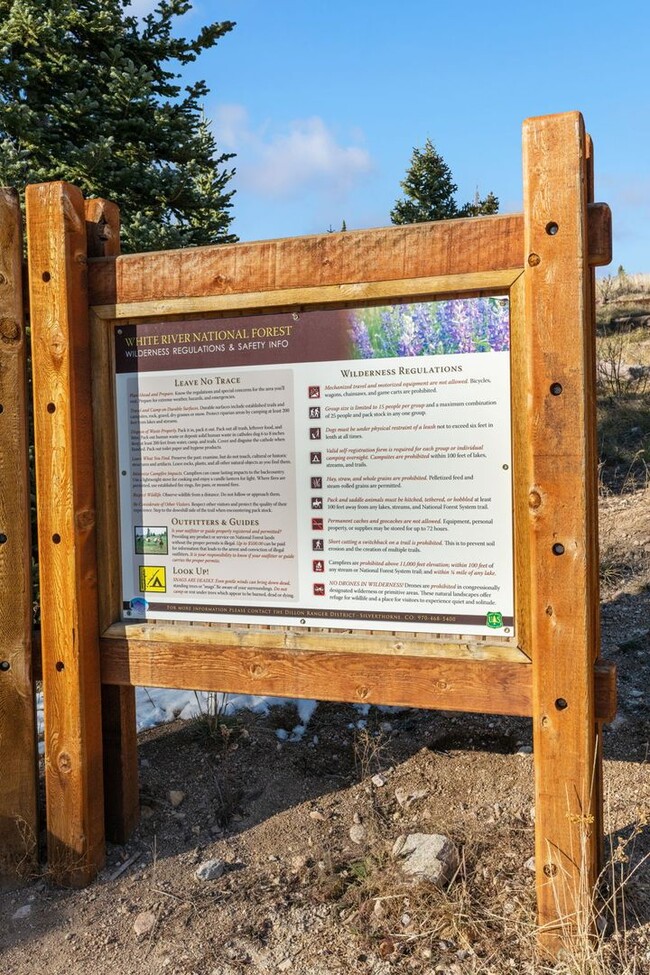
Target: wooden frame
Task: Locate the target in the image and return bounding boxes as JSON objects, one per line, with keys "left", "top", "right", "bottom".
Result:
{"left": 25, "top": 112, "right": 613, "bottom": 951}
{"left": 0, "top": 188, "right": 38, "bottom": 883}
{"left": 26, "top": 182, "right": 106, "bottom": 885}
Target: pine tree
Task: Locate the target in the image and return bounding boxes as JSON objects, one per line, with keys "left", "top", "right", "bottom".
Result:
{"left": 391, "top": 139, "right": 498, "bottom": 225}
{"left": 0, "top": 0, "right": 236, "bottom": 251}
{"left": 459, "top": 189, "right": 500, "bottom": 217}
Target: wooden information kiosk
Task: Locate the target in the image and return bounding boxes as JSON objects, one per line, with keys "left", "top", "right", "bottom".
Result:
{"left": 0, "top": 111, "right": 615, "bottom": 951}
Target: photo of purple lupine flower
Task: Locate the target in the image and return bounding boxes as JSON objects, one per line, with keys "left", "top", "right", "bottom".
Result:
{"left": 350, "top": 297, "right": 509, "bottom": 359}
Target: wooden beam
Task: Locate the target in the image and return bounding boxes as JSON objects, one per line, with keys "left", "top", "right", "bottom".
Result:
{"left": 85, "top": 198, "right": 140, "bottom": 847}
{"left": 90, "top": 269, "right": 520, "bottom": 321}
{"left": 101, "top": 636, "right": 531, "bottom": 716}
{"left": 87, "top": 213, "right": 524, "bottom": 308}
{"left": 586, "top": 202, "right": 612, "bottom": 268}
{"left": 102, "top": 621, "right": 526, "bottom": 663}
{"left": 85, "top": 198, "right": 120, "bottom": 260}
{"left": 99, "top": 626, "right": 616, "bottom": 723}
{"left": 87, "top": 205, "right": 611, "bottom": 311}
{"left": 26, "top": 182, "right": 105, "bottom": 885}
{"left": 586, "top": 135, "right": 606, "bottom": 879}
{"left": 0, "top": 187, "right": 38, "bottom": 883}
{"left": 523, "top": 112, "right": 602, "bottom": 948}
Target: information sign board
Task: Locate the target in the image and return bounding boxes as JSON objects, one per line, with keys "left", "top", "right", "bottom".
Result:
{"left": 115, "top": 296, "right": 514, "bottom": 635}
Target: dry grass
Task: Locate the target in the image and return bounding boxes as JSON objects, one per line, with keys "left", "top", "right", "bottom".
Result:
{"left": 303, "top": 767, "right": 650, "bottom": 975}
{"left": 537, "top": 809, "right": 650, "bottom": 975}
{"left": 596, "top": 279, "right": 650, "bottom": 496}
{"left": 598, "top": 476, "right": 650, "bottom": 595}
{"left": 596, "top": 271, "right": 650, "bottom": 308}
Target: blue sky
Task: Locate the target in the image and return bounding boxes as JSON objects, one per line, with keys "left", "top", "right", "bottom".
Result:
{"left": 132, "top": 0, "right": 649, "bottom": 273}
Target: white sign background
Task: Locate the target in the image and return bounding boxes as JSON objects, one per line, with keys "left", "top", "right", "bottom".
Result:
{"left": 115, "top": 300, "right": 514, "bottom": 636}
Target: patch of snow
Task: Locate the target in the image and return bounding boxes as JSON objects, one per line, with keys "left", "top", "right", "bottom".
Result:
{"left": 36, "top": 686, "right": 319, "bottom": 741}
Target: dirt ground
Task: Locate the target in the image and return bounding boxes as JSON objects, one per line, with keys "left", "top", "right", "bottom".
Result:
{"left": 1, "top": 489, "right": 649, "bottom": 975}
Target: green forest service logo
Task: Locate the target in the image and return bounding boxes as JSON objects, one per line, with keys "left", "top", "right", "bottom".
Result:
{"left": 486, "top": 611, "right": 503, "bottom": 629}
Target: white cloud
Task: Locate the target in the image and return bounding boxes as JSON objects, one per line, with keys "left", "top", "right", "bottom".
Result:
{"left": 216, "top": 104, "right": 251, "bottom": 150}
{"left": 214, "top": 104, "right": 373, "bottom": 201}
{"left": 125, "top": 0, "right": 161, "bottom": 17}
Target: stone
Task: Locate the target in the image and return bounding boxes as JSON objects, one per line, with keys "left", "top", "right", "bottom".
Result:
{"left": 349, "top": 823, "right": 366, "bottom": 844}
{"left": 392, "top": 833, "right": 459, "bottom": 888}
{"left": 278, "top": 960, "right": 293, "bottom": 971}
{"left": 169, "top": 790, "right": 185, "bottom": 808}
{"left": 12, "top": 905, "right": 32, "bottom": 920}
{"left": 371, "top": 774, "right": 386, "bottom": 788}
{"left": 309, "top": 809, "right": 326, "bottom": 822}
{"left": 525, "top": 856, "right": 536, "bottom": 872}
{"left": 133, "top": 910, "right": 156, "bottom": 937}
{"left": 395, "top": 788, "right": 429, "bottom": 809}
{"left": 195, "top": 858, "right": 226, "bottom": 881}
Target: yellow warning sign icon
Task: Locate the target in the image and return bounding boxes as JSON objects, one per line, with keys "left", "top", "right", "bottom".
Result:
{"left": 139, "top": 565, "right": 166, "bottom": 593}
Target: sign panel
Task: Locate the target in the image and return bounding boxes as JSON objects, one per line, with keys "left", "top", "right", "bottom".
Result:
{"left": 115, "top": 297, "right": 514, "bottom": 636}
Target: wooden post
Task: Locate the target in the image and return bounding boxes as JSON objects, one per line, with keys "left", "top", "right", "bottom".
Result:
{"left": 523, "top": 112, "right": 601, "bottom": 948}
{"left": 585, "top": 135, "right": 605, "bottom": 879}
{"left": 0, "top": 188, "right": 38, "bottom": 882}
{"left": 85, "top": 198, "right": 140, "bottom": 844}
{"left": 26, "top": 182, "right": 105, "bottom": 884}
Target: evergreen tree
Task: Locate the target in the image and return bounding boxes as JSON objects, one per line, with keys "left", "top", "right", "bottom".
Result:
{"left": 459, "top": 189, "right": 499, "bottom": 217}
{"left": 0, "top": 0, "right": 237, "bottom": 251}
{"left": 391, "top": 138, "right": 498, "bottom": 225}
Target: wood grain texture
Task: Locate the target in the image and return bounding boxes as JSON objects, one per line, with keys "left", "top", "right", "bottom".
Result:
{"left": 585, "top": 135, "right": 606, "bottom": 877}
{"left": 509, "top": 272, "right": 533, "bottom": 660}
{"left": 26, "top": 182, "right": 105, "bottom": 885}
{"left": 586, "top": 202, "right": 612, "bottom": 267}
{"left": 102, "top": 636, "right": 532, "bottom": 716}
{"left": 89, "top": 309, "right": 121, "bottom": 634}
{"left": 90, "top": 270, "right": 521, "bottom": 320}
{"left": 87, "top": 205, "right": 612, "bottom": 313}
{"left": 523, "top": 113, "right": 602, "bottom": 945}
{"left": 88, "top": 214, "right": 524, "bottom": 308}
{"left": 85, "top": 199, "right": 140, "bottom": 847}
{"left": 0, "top": 187, "right": 38, "bottom": 882}
{"left": 103, "top": 621, "right": 526, "bottom": 661}
{"left": 99, "top": 624, "right": 616, "bottom": 722}
{"left": 85, "top": 199, "right": 120, "bottom": 260}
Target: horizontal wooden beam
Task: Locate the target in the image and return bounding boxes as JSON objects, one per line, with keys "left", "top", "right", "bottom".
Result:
{"left": 99, "top": 627, "right": 616, "bottom": 721}
{"left": 101, "top": 621, "right": 523, "bottom": 662}
{"left": 90, "top": 270, "right": 521, "bottom": 320}
{"left": 87, "top": 205, "right": 611, "bottom": 310}
{"left": 88, "top": 214, "right": 523, "bottom": 307}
